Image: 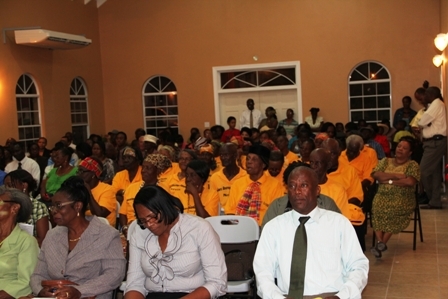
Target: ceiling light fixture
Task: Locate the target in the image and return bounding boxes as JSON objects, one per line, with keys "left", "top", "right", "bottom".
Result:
{"left": 433, "top": 55, "right": 444, "bottom": 67}
{"left": 435, "top": 33, "right": 448, "bottom": 51}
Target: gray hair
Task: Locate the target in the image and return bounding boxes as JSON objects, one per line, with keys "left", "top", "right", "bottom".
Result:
{"left": 0, "top": 186, "right": 32, "bottom": 223}
{"left": 346, "top": 134, "right": 364, "bottom": 148}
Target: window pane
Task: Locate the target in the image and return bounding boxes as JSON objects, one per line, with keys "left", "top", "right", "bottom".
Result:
{"left": 377, "top": 82, "right": 390, "bottom": 95}
{"left": 222, "top": 78, "right": 253, "bottom": 89}
{"left": 168, "top": 107, "right": 178, "bottom": 115}
{"left": 32, "top": 112, "right": 40, "bottom": 125}
{"left": 363, "top": 97, "right": 377, "bottom": 109}
{"left": 356, "top": 63, "right": 368, "bottom": 78}
{"left": 363, "top": 83, "right": 376, "bottom": 95}
{"left": 364, "top": 110, "right": 377, "bottom": 122}
{"left": 351, "top": 111, "right": 363, "bottom": 121}
{"left": 376, "top": 69, "right": 389, "bottom": 80}
{"left": 378, "top": 96, "right": 390, "bottom": 108}
{"left": 33, "top": 127, "right": 40, "bottom": 138}
{"left": 350, "top": 98, "right": 363, "bottom": 109}
{"left": 145, "top": 108, "right": 157, "bottom": 116}
{"left": 145, "top": 96, "right": 157, "bottom": 107}
{"left": 349, "top": 84, "right": 363, "bottom": 97}
{"left": 369, "top": 62, "right": 382, "bottom": 77}
{"left": 19, "top": 128, "right": 25, "bottom": 139}
{"left": 378, "top": 109, "right": 390, "bottom": 121}
{"left": 167, "top": 94, "right": 177, "bottom": 106}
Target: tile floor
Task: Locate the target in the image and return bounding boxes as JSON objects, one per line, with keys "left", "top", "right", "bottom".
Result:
{"left": 363, "top": 197, "right": 448, "bottom": 299}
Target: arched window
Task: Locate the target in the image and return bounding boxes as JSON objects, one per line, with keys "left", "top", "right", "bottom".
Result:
{"left": 142, "top": 76, "right": 178, "bottom": 136}
{"left": 70, "top": 77, "right": 89, "bottom": 144}
{"left": 16, "top": 74, "right": 41, "bottom": 149}
{"left": 348, "top": 61, "right": 391, "bottom": 123}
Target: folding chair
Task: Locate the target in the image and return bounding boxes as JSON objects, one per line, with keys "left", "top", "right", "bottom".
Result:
{"left": 206, "top": 215, "right": 259, "bottom": 299}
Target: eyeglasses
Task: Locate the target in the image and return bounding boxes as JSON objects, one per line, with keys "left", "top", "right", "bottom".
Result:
{"left": 0, "top": 200, "right": 17, "bottom": 204}
{"left": 136, "top": 213, "right": 159, "bottom": 227}
{"left": 48, "top": 201, "right": 75, "bottom": 213}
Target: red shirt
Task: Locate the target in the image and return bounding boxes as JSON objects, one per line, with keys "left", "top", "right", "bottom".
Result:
{"left": 221, "top": 128, "right": 241, "bottom": 143}
{"left": 374, "top": 135, "right": 391, "bottom": 157}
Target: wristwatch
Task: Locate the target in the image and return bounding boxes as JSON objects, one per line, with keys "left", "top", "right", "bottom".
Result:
{"left": 388, "top": 179, "right": 393, "bottom": 185}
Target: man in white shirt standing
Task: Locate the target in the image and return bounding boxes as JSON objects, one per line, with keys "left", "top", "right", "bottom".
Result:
{"left": 5, "top": 143, "right": 41, "bottom": 187}
{"left": 418, "top": 86, "right": 447, "bottom": 209}
{"left": 254, "top": 166, "right": 368, "bottom": 299}
{"left": 240, "top": 98, "right": 262, "bottom": 129}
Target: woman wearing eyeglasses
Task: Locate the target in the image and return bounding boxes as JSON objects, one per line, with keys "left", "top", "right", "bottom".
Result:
{"left": 125, "top": 185, "right": 226, "bottom": 299}
{"left": 0, "top": 187, "right": 39, "bottom": 299}
{"left": 30, "top": 176, "right": 126, "bottom": 299}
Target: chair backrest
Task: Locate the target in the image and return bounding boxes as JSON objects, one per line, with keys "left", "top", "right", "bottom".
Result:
{"left": 206, "top": 215, "right": 259, "bottom": 244}
{"left": 206, "top": 215, "right": 259, "bottom": 282}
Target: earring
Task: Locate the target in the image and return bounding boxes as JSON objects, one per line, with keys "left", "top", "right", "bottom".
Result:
{"left": 77, "top": 211, "right": 80, "bottom": 217}
{"left": 22, "top": 188, "right": 26, "bottom": 193}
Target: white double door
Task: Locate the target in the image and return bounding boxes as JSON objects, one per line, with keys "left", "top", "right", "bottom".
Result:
{"left": 218, "top": 89, "right": 300, "bottom": 128}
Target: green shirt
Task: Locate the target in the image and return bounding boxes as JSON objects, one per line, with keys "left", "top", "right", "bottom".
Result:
{"left": 45, "top": 167, "right": 78, "bottom": 195}
{"left": 0, "top": 224, "right": 39, "bottom": 298}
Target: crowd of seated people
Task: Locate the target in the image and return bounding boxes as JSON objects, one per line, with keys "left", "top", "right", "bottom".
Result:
{"left": 0, "top": 80, "right": 445, "bottom": 298}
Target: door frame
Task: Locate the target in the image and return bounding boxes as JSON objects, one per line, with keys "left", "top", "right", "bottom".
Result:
{"left": 212, "top": 61, "right": 302, "bottom": 125}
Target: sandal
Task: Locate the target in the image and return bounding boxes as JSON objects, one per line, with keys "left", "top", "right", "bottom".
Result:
{"left": 370, "top": 246, "right": 382, "bottom": 258}
{"left": 377, "top": 241, "right": 388, "bottom": 252}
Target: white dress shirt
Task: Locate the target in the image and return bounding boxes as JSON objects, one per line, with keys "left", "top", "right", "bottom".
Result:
{"left": 126, "top": 213, "right": 227, "bottom": 298}
{"left": 5, "top": 156, "right": 41, "bottom": 187}
{"left": 254, "top": 207, "right": 369, "bottom": 299}
{"left": 418, "top": 98, "right": 447, "bottom": 138}
{"left": 240, "top": 109, "right": 262, "bottom": 129}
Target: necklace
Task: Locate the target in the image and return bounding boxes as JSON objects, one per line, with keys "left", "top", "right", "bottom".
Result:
{"left": 69, "top": 237, "right": 81, "bottom": 242}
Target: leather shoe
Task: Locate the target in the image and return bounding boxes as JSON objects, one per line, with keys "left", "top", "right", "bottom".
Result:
{"left": 420, "top": 204, "right": 442, "bottom": 210}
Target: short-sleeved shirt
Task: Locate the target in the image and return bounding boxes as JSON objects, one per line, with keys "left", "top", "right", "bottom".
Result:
{"left": 27, "top": 197, "right": 50, "bottom": 237}
{"left": 339, "top": 146, "right": 378, "bottom": 183}
{"left": 119, "top": 181, "right": 144, "bottom": 224}
{"left": 225, "top": 172, "right": 285, "bottom": 225}
{"left": 209, "top": 167, "right": 247, "bottom": 209}
{"left": 86, "top": 182, "right": 117, "bottom": 226}
{"left": 112, "top": 166, "right": 143, "bottom": 194}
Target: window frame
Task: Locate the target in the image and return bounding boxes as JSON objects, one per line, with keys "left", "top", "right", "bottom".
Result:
{"left": 15, "top": 73, "right": 42, "bottom": 149}
{"left": 348, "top": 61, "right": 392, "bottom": 123}
{"left": 69, "top": 77, "right": 90, "bottom": 143}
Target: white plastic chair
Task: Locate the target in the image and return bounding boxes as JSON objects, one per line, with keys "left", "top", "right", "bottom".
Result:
{"left": 97, "top": 216, "right": 110, "bottom": 225}
{"left": 206, "top": 215, "right": 259, "bottom": 298}
{"left": 118, "top": 220, "right": 138, "bottom": 294}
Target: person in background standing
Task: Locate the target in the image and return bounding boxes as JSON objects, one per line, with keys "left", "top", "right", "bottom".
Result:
{"left": 240, "top": 98, "right": 262, "bottom": 129}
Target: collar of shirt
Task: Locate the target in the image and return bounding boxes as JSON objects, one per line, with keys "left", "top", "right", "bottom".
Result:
{"left": 12, "top": 156, "right": 27, "bottom": 163}
{"left": 290, "top": 206, "right": 320, "bottom": 226}
{"left": 251, "top": 171, "right": 270, "bottom": 185}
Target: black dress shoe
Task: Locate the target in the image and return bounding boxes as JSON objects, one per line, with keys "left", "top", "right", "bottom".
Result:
{"left": 420, "top": 204, "right": 442, "bottom": 210}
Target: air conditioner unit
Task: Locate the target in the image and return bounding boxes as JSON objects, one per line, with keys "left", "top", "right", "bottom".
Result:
{"left": 14, "top": 29, "right": 91, "bottom": 50}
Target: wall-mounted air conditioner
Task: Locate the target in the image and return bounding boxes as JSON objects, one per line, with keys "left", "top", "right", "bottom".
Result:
{"left": 14, "top": 29, "right": 91, "bottom": 50}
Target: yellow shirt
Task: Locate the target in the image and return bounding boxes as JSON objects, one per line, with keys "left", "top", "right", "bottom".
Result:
{"left": 284, "top": 151, "right": 300, "bottom": 168}
{"left": 186, "top": 187, "right": 220, "bottom": 216}
{"left": 320, "top": 180, "right": 350, "bottom": 219}
{"left": 119, "top": 180, "right": 144, "bottom": 224}
{"left": 161, "top": 172, "right": 190, "bottom": 213}
{"left": 158, "top": 163, "right": 180, "bottom": 186}
{"left": 327, "top": 162, "right": 364, "bottom": 202}
{"left": 86, "top": 182, "right": 117, "bottom": 226}
{"left": 112, "top": 166, "right": 143, "bottom": 194}
{"left": 209, "top": 167, "right": 247, "bottom": 209}
{"left": 340, "top": 146, "right": 378, "bottom": 183}
{"left": 225, "top": 172, "right": 285, "bottom": 225}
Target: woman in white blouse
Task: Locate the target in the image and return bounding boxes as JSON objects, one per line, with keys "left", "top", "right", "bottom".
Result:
{"left": 124, "top": 186, "right": 227, "bottom": 299}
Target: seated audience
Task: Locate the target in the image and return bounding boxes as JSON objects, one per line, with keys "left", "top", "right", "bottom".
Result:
{"left": 393, "top": 95, "right": 417, "bottom": 130}
{"left": 360, "top": 127, "right": 385, "bottom": 160}
{"left": 0, "top": 187, "right": 39, "bottom": 299}
{"left": 305, "top": 107, "right": 324, "bottom": 132}
{"left": 267, "top": 150, "right": 285, "bottom": 186}
{"left": 6, "top": 143, "right": 41, "bottom": 187}
{"left": 221, "top": 116, "right": 241, "bottom": 143}
{"left": 159, "top": 149, "right": 197, "bottom": 213}
{"left": 254, "top": 166, "right": 368, "bottom": 299}
{"left": 120, "top": 154, "right": 172, "bottom": 232}
{"left": 278, "top": 108, "right": 298, "bottom": 138}
{"left": 40, "top": 146, "right": 77, "bottom": 203}
{"left": 91, "top": 140, "right": 115, "bottom": 184}
{"left": 37, "top": 137, "right": 51, "bottom": 158}
{"left": 371, "top": 137, "right": 420, "bottom": 258}
{"left": 320, "top": 122, "right": 336, "bottom": 138}
{"left": 4, "top": 170, "right": 50, "bottom": 247}
{"left": 77, "top": 157, "right": 116, "bottom": 226}
{"left": 30, "top": 177, "right": 126, "bottom": 299}
{"left": 112, "top": 146, "right": 143, "bottom": 204}
{"left": 225, "top": 144, "right": 284, "bottom": 225}
{"left": 276, "top": 135, "right": 299, "bottom": 168}
{"left": 124, "top": 186, "right": 226, "bottom": 299}
{"left": 185, "top": 160, "right": 219, "bottom": 217}
{"left": 299, "top": 139, "right": 315, "bottom": 163}
{"left": 262, "top": 161, "right": 340, "bottom": 228}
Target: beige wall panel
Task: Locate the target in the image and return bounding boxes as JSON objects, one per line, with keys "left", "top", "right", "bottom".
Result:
{"left": 0, "top": 0, "right": 104, "bottom": 146}
{"left": 99, "top": 0, "right": 440, "bottom": 138}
